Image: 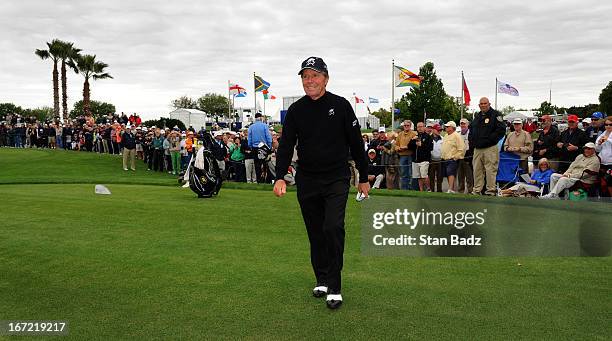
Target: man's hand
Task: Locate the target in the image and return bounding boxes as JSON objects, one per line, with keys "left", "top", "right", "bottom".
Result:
{"left": 273, "top": 179, "right": 287, "bottom": 197}
{"left": 557, "top": 142, "right": 563, "bottom": 148}
{"left": 567, "top": 143, "right": 578, "bottom": 151}
{"left": 539, "top": 149, "right": 546, "bottom": 156}
{"left": 358, "top": 182, "right": 371, "bottom": 198}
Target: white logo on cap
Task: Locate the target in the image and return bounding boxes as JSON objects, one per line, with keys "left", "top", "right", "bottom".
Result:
{"left": 305, "top": 58, "right": 316, "bottom": 66}
{"left": 328, "top": 108, "right": 335, "bottom": 116}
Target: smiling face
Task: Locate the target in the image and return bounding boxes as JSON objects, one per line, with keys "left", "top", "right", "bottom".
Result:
{"left": 301, "top": 69, "right": 328, "bottom": 100}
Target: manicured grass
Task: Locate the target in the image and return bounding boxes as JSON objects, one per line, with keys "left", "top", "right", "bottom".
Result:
{"left": 0, "top": 149, "right": 610, "bottom": 340}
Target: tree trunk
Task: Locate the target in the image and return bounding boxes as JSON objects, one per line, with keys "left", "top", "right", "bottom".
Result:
{"left": 61, "top": 60, "right": 68, "bottom": 122}
{"left": 53, "top": 61, "right": 60, "bottom": 118}
{"left": 83, "top": 78, "right": 91, "bottom": 116}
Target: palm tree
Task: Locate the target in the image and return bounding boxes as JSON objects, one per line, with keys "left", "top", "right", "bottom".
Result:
{"left": 56, "top": 41, "right": 81, "bottom": 121}
{"left": 35, "top": 40, "right": 63, "bottom": 118}
{"left": 76, "top": 54, "right": 112, "bottom": 116}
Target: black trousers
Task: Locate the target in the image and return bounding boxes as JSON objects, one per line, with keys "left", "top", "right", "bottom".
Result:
{"left": 296, "top": 174, "right": 350, "bottom": 293}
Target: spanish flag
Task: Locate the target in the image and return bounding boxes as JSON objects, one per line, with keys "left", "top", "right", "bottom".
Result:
{"left": 394, "top": 66, "right": 422, "bottom": 88}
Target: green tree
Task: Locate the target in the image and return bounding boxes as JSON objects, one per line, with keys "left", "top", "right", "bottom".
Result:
{"left": 501, "top": 105, "right": 516, "bottom": 115}
{"left": 197, "top": 93, "right": 230, "bottom": 116}
{"left": 171, "top": 96, "right": 198, "bottom": 109}
{"left": 0, "top": 103, "right": 24, "bottom": 120}
{"left": 538, "top": 101, "right": 555, "bottom": 115}
{"left": 70, "top": 100, "right": 116, "bottom": 119}
{"left": 76, "top": 54, "right": 112, "bottom": 116}
{"left": 599, "top": 81, "right": 612, "bottom": 115}
{"left": 443, "top": 96, "right": 462, "bottom": 122}
{"left": 371, "top": 108, "right": 392, "bottom": 128}
{"left": 395, "top": 62, "right": 450, "bottom": 123}
{"left": 35, "top": 39, "right": 63, "bottom": 117}
{"left": 23, "top": 107, "right": 54, "bottom": 122}
{"left": 55, "top": 40, "right": 81, "bottom": 121}
{"left": 142, "top": 117, "right": 186, "bottom": 130}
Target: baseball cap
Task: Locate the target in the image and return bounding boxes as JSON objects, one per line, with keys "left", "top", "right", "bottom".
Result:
{"left": 584, "top": 142, "right": 596, "bottom": 149}
{"left": 582, "top": 117, "right": 592, "bottom": 124}
{"left": 378, "top": 126, "right": 386, "bottom": 133}
{"left": 460, "top": 118, "right": 469, "bottom": 124}
{"left": 567, "top": 115, "right": 579, "bottom": 122}
{"left": 512, "top": 118, "right": 522, "bottom": 124}
{"left": 368, "top": 149, "right": 376, "bottom": 154}
{"left": 591, "top": 112, "right": 604, "bottom": 119}
{"left": 541, "top": 115, "right": 551, "bottom": 120}
{"left": 425, "top": 122, "right": 434, "bottom": 127}
{"left": 433, "top": 123, "right": 441, "bottom": 131}
{"left": 444, "top": 121, "right": 457, "bottom": 128}
{"left": 298, "top": 57, "right": 328, "bottom": 75}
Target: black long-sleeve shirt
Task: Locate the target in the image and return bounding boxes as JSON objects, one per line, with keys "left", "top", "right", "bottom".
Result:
{"left": 275, "top": 91, "right": 368, "bottom": 183}
{"left": 469, "top": 108, "right": 506, "bottom": 149}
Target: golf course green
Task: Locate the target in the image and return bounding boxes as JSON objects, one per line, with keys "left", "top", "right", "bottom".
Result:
{"left": 0, "top": 148, "right": 610, "bottom": 339}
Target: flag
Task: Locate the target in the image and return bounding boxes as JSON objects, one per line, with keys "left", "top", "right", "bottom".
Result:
{"left": 496, "top": 80, "right": 519, "bottom": 96}
{"left": 394, "top": 65, "right": 422, "bottom": 88}
{"left": 254, "top": 75, "right": 270, "bottom": 92}
{"left": 462, "top": 75, "right": 471, "bottom": 106}
{"left": 368, "top": 97, "right": 379, "bottom": 104}
{"left": 262, "top": 89, "right": 276, "bottom": 100}
{"left": 235, "top": 92, "right": 247, "bottom": 98}
{"left": 355, "top": 96, "right": 364, "bottom": 103}
{"left": 229, "top": 83, "right": 247, "bottom": 96}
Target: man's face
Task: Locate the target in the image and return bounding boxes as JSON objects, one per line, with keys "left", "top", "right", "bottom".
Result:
{"left": 372, "top": 132, "right": 379, "bottom": 140}
{"left": 513, "top": 123, "right": 522, "bottom": 132}
{"left": 445, "top": 126, "right": 454, "bottom": 134}
{"left": 368, "top": 152, "right": 376, "bottom": 160}
{"left": 426, "top": 126, "right": 433, "bottom": 134}
{"left": 568, "top": 120, "right": 578, "bottom": 129}
{"left": 583, "top": 147, "right": 595, "bottom": 157}
{"left": 379, "top": 132, "right": 387, "bottom": 139}
{"left": 403, "top": 122, "right": 412, "bottom": 131}
{"left": 479, "top": 98, "right": 491, "bottom": 112}
{"left": 416, "top": 123, "right": 425, "bottom": 133}
{"left": 460, "top": 122, "right": 468, "bottom": 130}
{"left": 301, "top": 69, "right": 328, "bottom": 100}
{"left": 543, "top": 118, "right": 551, "bottom": 127}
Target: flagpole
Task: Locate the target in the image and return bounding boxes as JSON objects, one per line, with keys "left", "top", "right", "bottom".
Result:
{"left": 495, "top": 77, "right": 498, "bottom": 110}
{"left": 391, "top": 59, "right": 395, "bottom": 130}
{"left": 228, "top": 80, "right": 231, "bottom": 119}
{"left": 461, "top": 71, "right": 465, "bottom": 119}
{"left": 253, "top": 72, "right": 257, "bottom": 117}
{"left": 549, "top": 80, "right": 552, "bottom": 105}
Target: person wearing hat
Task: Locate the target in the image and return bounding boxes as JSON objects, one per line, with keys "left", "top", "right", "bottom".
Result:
{"left": 503, "top": 118, "right": 533, "bottom": 172}
{"left": 120, "top": 125, "right": 137, "bottom": 171}
{"left": 457, "top": 118, "right": 474, "bottom": 194}
{"left": 441, "top": 121, "right": 465, "bottom": 193}
{"left": 409, "top": 121, "right": 433, "bottom": 191}
{"left": 556, "top": 114, "right": 588, "bottom": 173}
{"left": 248, "top": 112, "right": 272, "bottom": 183}
{"left": 595, "top": 116, "right": 612, "bottom": 196}
{"left": 468, "top": 97, "right": 506, "bottom": 195}
{"left": 273, "top": 56, "right": 369, "bottom": 310}
{"left": 586, "top": 112, "right": 605, "bottom": 143}
{"left": 396, "top": 120, "right": 417, "bottom": 189}
{"left": 533, "top": 114, "right": 560, "bottom": 171}
{"left": 367, "top": 148, "right": 385, "bottom": 188}
{"left": 541, "top": 142, "right": 600, "bottom": 199}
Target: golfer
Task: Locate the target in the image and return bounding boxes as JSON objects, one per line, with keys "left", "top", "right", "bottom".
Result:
{"left": 273, "top": 56, "right": 370, "bottom": 309}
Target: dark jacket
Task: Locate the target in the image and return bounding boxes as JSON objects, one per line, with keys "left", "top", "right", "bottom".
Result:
{"left": 367, "top": 157, "right": 384, "bottom": 176}
{"left": 409, "top": 131, "right": 433, "bottom": 163}
{"left": 468, "top": 108, "right": 506, "bottom": 149}
{"left": 533, "top": 125, "right": 560, "bottom": 160}
{"left": 121, "top": 132, "right": 136, "bottom": 149}
{"left": 558, "top": 127, "right": 588, "bottom": 164}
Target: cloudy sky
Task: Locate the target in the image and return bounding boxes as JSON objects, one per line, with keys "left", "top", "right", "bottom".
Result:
{"left": 1, "top": 0, "right": 611, "bottom": 120}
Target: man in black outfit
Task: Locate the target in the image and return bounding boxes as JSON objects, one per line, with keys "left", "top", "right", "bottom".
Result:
{"left": 273, "top": 57, "right": 369, "bottom": 310}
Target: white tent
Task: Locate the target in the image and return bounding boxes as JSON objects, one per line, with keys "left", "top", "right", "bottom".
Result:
{"left": 169, "top": 108, "right": 208, "bottom": 130}
{"left": 503, "top": 111, "right": 537, "bottom": 122}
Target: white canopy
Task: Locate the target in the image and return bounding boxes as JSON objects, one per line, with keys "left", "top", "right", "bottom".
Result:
{"left": 169, "top": 108, "right": 208, "bottom": 129}
{"left": 503, "top": 111, "right": 537, "bottom": 122}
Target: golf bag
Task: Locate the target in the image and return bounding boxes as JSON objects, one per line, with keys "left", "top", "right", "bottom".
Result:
{"left": 186, "top": 132, "right": 223, "bottom": 198}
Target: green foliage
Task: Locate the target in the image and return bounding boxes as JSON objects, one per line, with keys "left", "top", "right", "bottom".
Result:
{"left": 371, "top": 108, "right": 392, "bottom": 127}
{"left": 0, "top": 103, "right": 24, "bottom": 120}
{"left": 197, "top": 93, "right": 230, "bottom": 116}
{"left": 501, "top": 106, "right": 516, "bottom": 115}
{"left": 142, "top": 117, "right": 186, "bottom": 130}
{"left": 171, "top": 96, "right": 198, "bottom": 110}
{"left": 395, "top": 62, "right": 453, "bottom": 123}
{"left": 599, "top": 81, "right": 612, "bottom": 115}
{"left": 70, "top": 100, "right": 116, "bottom": 118}
{"left": 22, "top": 107, "right": 54, "bottom": 122}
{"left": 537, "top": 101, "right": 557, "bottom": 115}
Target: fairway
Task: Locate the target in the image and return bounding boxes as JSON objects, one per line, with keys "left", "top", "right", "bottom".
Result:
{"left": 0, "top": 149, "right": 610, "bottom": 340}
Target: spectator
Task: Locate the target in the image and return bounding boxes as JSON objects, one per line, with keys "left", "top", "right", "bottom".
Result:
{"left": 428, "top": 123, "right": 444, "bottom": 192}
{"left": 396, "top": 120, "right": 417, "bottom": 190}
{"left": 586, "top": 112, "right": 605, "bottom": 143}
{"left": 362, "top": 134, "right": 370, "bottom": 152}
{"left": 367, "top": 149, "right": 385, "bottom": 189}
{"left": 595, "top": 116, "right": 612, "bottom": 196}
{"left": 541, "top": 142, "right": 600, "bottom": 199}
{"left": 248, "top": 113, "right": 272, "bottom": 183}
{"left": 503, "top": 158, "right": 554, "bottom": 196}
{"left": 469, "top": 97, "right": 506, "bottom": 195}
{"left": 556, "top": 114, "right": 588, "bottom": 173}
{"left": 441, "top": 121, "right": 465, "bottom": 193}
{"left": 121, "top": 126, "right": 136, "bottom": 171}
{"left": 168, "top": 129, "right": 182, "bottom": 175}
{"left": 151, "top": 128, "right": 164, "bottom": 172}
{"left": 503, "top": 119, "right": 534, "bottom": 172}
{"left": 533, "top": 115, "right": 560, "bottom": 171}
{"left": 457, "top": 118, "right": 474, "bottom": 194}
{"left": 381, "top": 132, "right": 399, "bottom": 189}
{"left": 229, "top": 136, "right": 246, "bottom": 181}
{"left": 409, "top": 122, "right": 433, "bottom": 191}
{"left": 524, "top": 118, "right": 537, "bottom": 134}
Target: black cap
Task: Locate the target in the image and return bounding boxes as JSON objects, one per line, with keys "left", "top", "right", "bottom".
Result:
{"left": 254, "top": 112, "right": 262, "bottom": 118}
{"left": 298, "top": 57, "right": 328, "bottom": 75}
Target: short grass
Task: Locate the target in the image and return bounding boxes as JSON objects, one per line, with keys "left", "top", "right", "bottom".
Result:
{"left": 0, "top": 148, "right": 610, "bottom": 340}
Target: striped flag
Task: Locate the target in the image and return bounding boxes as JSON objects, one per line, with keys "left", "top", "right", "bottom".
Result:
{"left": 368, "top": 97, "right": 379, "bottom": 104}
{"left": 229, "top": 83, "right": 247, "bottom": 96}
{"left": 254, "top": 75, "right": 270, "bottom": 92}
{"left": 355, "top": 96, "right": 364, "bottom": 103}
{"left": 394, "top": 65, "right": 422, "bottom": 88}
{"left": 497, "top": 80, "right": 519, "bottom": 96}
